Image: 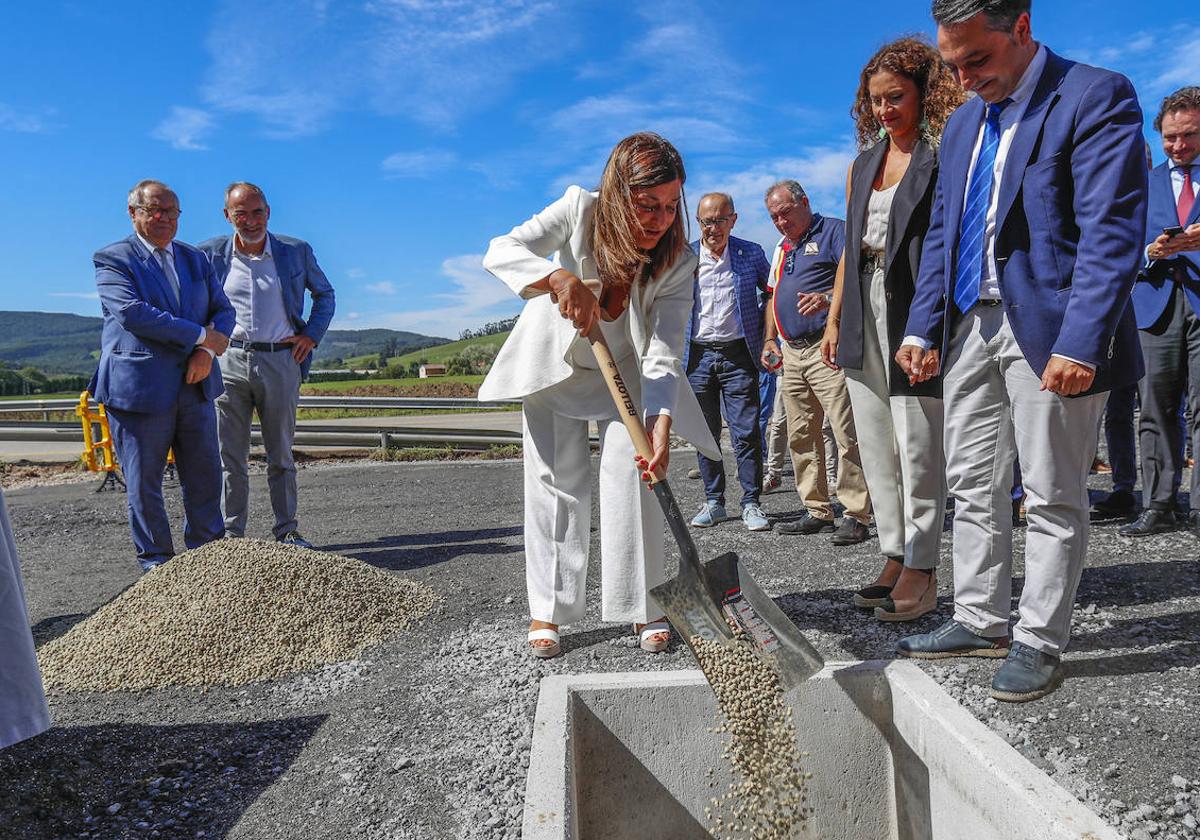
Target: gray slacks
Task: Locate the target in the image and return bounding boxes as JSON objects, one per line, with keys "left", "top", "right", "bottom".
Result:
{"left": 1136, "top": 287, "right": 1200, "bottom": 513}
{"left": 942, "top": 305, "right": 1106, "bottom": 656}
{"left": 215, "top": 346, "right": 302, "bottom": 539}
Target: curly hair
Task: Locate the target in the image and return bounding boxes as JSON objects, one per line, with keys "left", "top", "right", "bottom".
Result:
{"left": 591, "top": 132, "right": 689, "bottom": 288}
{"left": 851, "top": 36, "right": 968, "bottom": 150}
{"left": 1154, "top": 86, "right": 1200, "bottom": 132}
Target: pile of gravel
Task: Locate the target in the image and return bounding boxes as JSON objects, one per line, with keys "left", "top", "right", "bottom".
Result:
{"left": 37, "top": 538, "right": 438, "bottom": 692}
{"left": 692, "top": 634, "right": 811, "bottom": 839}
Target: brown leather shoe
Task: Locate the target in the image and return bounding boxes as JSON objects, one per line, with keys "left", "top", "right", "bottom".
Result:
{"left": 875, "top": 571, "right": 937, "bottom": 622}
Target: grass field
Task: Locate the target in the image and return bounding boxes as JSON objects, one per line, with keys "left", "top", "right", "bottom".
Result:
{"left": 301, "top": 374, "right": 485, "bottom": 392}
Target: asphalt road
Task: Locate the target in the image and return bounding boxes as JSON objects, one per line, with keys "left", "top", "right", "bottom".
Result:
{"left": 1, "top": 454, "right": 1197, "bottom": 839}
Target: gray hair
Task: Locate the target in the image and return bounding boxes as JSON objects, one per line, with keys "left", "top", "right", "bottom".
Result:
{"left": 931, "top": 0, "right": 1031, "bottom": 30}
{"left": 764, "top": 180, "right": 806, "bottom": 205}
{"left": 127, "top": 179, "right": 172, "bottom": 208}
{"left": 224, "top": 181, "right": 268, "bottom": 206}
{"left": 698, "top": 192, "right": 735, "bottom": 213}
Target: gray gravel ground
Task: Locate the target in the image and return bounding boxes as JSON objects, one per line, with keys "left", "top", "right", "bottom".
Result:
{"left": 1, "top": 451, "right": 1197, "bottom": 839}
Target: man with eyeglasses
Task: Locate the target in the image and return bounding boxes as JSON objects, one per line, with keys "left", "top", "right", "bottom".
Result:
{"left": 199, "top": 182, "right": 335, "bottom": 549}
{"left": 761, "top": 180, "right": 872, "bottom": 545}
{"left": 91, "top": 179, "right": 235, "bottom": 572}
{"left": 683, "top": 193, "right": 772, "bottom": 531}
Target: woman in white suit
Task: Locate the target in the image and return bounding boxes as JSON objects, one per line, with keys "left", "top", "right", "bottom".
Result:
{"left": 480, "top": 132, "right": 720, "bottom": 659}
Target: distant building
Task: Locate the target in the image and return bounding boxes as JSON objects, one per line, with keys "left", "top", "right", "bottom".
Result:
{"left": 419, "top": 363, "right": 447, "bottom": 378}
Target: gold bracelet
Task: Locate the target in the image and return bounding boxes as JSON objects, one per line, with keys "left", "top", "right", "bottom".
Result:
{"left": 828, "top": 316, "right": 840, "bottom": 326}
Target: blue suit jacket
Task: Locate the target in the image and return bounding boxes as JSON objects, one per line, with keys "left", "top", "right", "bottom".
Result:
{"left": 197, "top": 233, "right": 336, "bottom": 378}
{"left": 90, "top": 235, "right": 236, "bottom": 413}
{"left": 1130, "top": 161, "right": 1200, "bottom": 328}
{"left": 683, "top": 235, "right": 772, "bottom": 371}
{"left": 905, "top": 49, "right": 1148, "bottom": 394}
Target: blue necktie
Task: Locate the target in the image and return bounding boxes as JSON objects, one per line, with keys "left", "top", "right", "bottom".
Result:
{"left": 953, "top": 99, "right": 1010, "bottom": 315}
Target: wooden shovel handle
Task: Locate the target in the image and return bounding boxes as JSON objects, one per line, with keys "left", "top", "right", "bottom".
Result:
{"left": 585, "top": 323, "right": 665, "bottom": 484}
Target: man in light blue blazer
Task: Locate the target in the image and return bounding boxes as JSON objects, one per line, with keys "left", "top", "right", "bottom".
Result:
{"left": 684, "top": 192, "right": 772, "bottom": 532}
{"left": 91, "top": 180, "right": 235, "bottom": 572}
{"left": 1121, "top": 87, "right": 1200, "bottom": 539}
{"left": 199, "top": 182, "right": 335, "bottom": 548}
{"left": 894, "top": 0, "right": 1148, "bottom": 701}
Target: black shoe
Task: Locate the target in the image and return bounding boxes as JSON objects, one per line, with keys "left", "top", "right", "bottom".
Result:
{"left": 896, "top": 620, "right": 1010, "bottom": 660}
{"left": 990, "top": 642, "right": 1063, "bottom": 702}
{"left": 778, "top": 513, "right": 836, "bottom": 535}
{"left": 1118, "top": 508, "right": 1178, "bottom": 537}
{"left": 830, "top": 517, "right": 870, "bottom": 546}
{"left": 1089, "top": 489, "right": 1138, "bottom": 521}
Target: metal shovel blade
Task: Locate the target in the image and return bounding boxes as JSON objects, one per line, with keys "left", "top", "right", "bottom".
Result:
{"left": 648, "top": 482, "right": 825, "bottom": 692}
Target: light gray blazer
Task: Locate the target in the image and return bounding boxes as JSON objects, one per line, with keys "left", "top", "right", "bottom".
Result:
{"left": 480, "top": 186, "right": 719, "bottom": 459}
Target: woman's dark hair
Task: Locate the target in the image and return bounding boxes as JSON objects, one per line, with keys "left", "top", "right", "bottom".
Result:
{"left": 591, "top": 132, "right": 688, "bottom": 287}
{"left": 851, "top": 36, "right": 968, "bottom": 150}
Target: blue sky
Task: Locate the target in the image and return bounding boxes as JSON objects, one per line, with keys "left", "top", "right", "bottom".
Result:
{"left": 2, "top": 1, "right": 1195, "bottom": 339}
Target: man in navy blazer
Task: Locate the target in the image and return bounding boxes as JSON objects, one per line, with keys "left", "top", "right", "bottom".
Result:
{"left": 199, "top": 182, "right": 335, "bottom": 549}
{"left": 894, "top": 0, "right": 1147, "bottom": 701}
{"left": 683, "top": 193, "right": 772, "bottom": 532}
{"left": 1121, "top": 87, "right": 1200, "bottom": 540}
{"left": 92, "top": 180, "right": 235, "bottom": 572}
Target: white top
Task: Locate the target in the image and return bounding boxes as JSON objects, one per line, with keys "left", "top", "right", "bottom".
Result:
{"left": 538, "top": 308, "right": 638, "bottom": 420}
{"left": 692, "top": 245, "right": 742, "bottom": 342}
{"left": 861, "top": 182, "right": 897, "bottom": 254}
{"left": 0, "top": 488, "right": 50, "bottom": 750}
{"left": 1170, "top": 162, "right": 1198, "bottom": 204}
{"left": 962, "top": 44, "right": 1047, "bottom": 301}
{"left": 224, "top": 239, "right": 293, "bottom": 343}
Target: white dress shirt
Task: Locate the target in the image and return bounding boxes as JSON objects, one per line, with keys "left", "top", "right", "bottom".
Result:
{"left": 224, "top": 238, "right": 293, "bottom": 343}
{"left": 136, "top": 233, "right": 210, "bottom": 355}
{"left": 1170, "top": 161, "right": 1198, "bottom": 204}
{"left": 692, "top": 244, "right": 742, "bottom": 343}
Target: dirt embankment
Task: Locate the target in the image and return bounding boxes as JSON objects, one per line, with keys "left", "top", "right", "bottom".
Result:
{"left": 303, "top": 381, "right": 479, "bottom": 398}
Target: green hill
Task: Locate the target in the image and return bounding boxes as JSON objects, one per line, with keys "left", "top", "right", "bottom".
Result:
{"left": 345, "top": 331, "right": 511, "bottom": 368}
{"left": 0, "top": 310, "right": 450, "bottom": 375}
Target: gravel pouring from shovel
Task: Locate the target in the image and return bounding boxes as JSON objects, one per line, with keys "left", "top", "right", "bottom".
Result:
{"left": 586, "top": 323, "right": 824, "bottom": 691}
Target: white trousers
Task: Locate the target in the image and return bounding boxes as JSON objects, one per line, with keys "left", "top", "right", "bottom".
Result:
{"left": 844, "top": 266, "right": 946, "bottom": 567}
{"left": 943, "top": 306, "right": 1105, "bottom": 655}
{"left": 522, "top": 391, "right": 664, "bottom": 626}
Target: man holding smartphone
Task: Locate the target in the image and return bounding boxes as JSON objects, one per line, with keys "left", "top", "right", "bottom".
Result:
{"left": 1122, "top": 87, "right": 1200, "bottom": 539}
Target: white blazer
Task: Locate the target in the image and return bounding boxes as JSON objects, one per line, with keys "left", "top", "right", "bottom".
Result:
{"left": 480, "top": 186, "right": 720, "bottom": 459}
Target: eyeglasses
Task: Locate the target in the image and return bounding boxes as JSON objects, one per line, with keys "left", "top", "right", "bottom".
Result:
{"left": 136, "top": 205, "right": 182, "bottom": 220}
{"left": 697, "top": 215, "right": 733, "bottom": 228}
{"left": 231, "top": 209, "right": 267, "bottom": 221}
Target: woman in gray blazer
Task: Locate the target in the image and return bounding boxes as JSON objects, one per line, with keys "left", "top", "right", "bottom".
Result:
{"left": 480, "top": 133, "right": 720, "bottom": 659}
{"left": 821, "top": 38, "right": 966, "bottom": 621}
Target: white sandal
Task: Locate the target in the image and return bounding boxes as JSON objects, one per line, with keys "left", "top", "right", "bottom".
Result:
{"left": 637, "top": 621, "right": 671, "bottom": 653}
{"left": 527, "top": 628, "right": 561, "bottom": 659}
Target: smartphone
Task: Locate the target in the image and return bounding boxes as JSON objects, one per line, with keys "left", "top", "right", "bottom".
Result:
{"left": 1163, "top": 225, "right": 1185, "bottom": 238}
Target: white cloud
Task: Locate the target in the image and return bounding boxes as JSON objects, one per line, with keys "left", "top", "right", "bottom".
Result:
{"left": 199, "top": 0, "right": 563, "bottom": 137}
{"left": 151, "top": 106, "right": 215, "bottom": 151}
{"left": 0, "top": 103, "right": 53, "bottom": 133}
{"left": 365, "top": 281, "right": 398, "bottom": 294}
{"left": 361, "top": 253, "right": 523, "bottom": 336}
{"left": 346, "top": 267, "right": 366, "bottom": 279}
{"left": 381, "top": 149, "right": 457, "bottom": 178}
{"left": 48, "top": 291, "right": 100, "bottom": 300}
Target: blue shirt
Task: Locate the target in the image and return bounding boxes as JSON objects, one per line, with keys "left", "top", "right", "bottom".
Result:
{"left": 768, "top": 214, "right": 845, "bottom": 341}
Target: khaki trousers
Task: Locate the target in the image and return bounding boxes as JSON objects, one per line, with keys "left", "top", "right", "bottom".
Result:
{"left": 779, "top": 339, "right": 870, "bottom": 522}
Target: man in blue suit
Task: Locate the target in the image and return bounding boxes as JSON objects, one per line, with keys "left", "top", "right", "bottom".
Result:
{"left": 684, "top": 193, "right": 772, "bottom": 532}
{"left": 893, "top": 0, "right": 1147, "bottom": 701}
{"left": 1120, "top": 87, "right": 1200, "bottom": 540}
{"left": 92, "top": 180, "right": 235, "bottom": 572}
{"left": 199, "top": 182, "right": 336, "bottom": 549}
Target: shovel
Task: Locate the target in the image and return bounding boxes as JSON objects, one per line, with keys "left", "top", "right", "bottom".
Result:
{"left": 586, "top": 322, "right": 824, "bottom": 691}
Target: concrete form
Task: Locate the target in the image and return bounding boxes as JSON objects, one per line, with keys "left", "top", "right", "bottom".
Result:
{"left": 523, "top": 662, "right": 1119, "bottom": 840}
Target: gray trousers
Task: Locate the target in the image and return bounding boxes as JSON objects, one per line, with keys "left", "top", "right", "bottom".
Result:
{"left": 1136, "top": 287, "right": 1200, "bottom": 513}
{"left": 215, "top": 346, "right": 302, "bottom": 539}
{"left": 943, "top": 306, "right": 1106, "bottom": 656}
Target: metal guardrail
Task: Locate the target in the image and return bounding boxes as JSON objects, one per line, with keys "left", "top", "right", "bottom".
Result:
{"left": 0, "top": 421, "right": 524, "bottom": 451}
{"left": 0, "top": 395, "right": 521, "bottom": 416}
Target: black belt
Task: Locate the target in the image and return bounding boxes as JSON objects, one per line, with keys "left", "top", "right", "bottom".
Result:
{"left": 784, "top": 329, "right": 824, "bottom": 349}
{"left": 229, "top": 338, "right": 292, "bottom": 352}
{"left": 692, "top": 339, "right": 745, "bottom": 352}
{"left": 975, "top": 299, "right": 1002, "bottom": 308}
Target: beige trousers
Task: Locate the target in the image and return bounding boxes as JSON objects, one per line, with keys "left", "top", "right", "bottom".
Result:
{"left": 779, "top": 339, "right": 870, "bottom": 522}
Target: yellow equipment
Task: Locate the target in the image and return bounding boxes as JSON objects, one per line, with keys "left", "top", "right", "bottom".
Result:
{"left": 76, "top": 391, "right": 175, "bottom": 492}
